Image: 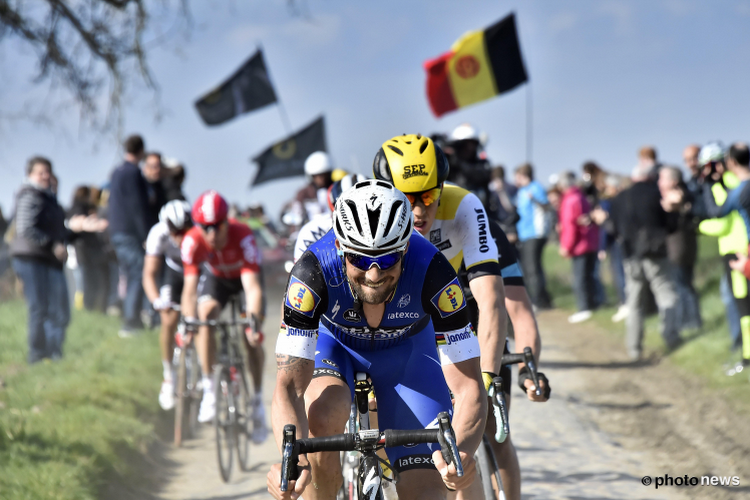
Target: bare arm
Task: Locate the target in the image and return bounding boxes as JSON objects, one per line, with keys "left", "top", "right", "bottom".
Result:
{"left": 272, "top": 354, "right": 314, "bottom": 449}
{"left": 505, "top": 284, "right": 548, "bottom": 402}
{"left": 180, "top": 273, "right": 199, "bottom": 319}
{"left": 142, "top": 255, "right": 162, "bottom": 304}
{"left": 241, "top": 271, "right": 264, "bottom": 324}
{"left": 468, "top": 274, "right": 507, "bottom": 374}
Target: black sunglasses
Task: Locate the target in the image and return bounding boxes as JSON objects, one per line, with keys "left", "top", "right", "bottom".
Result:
{"left": 198, "top": 222, "right": 222, "bottom": 233}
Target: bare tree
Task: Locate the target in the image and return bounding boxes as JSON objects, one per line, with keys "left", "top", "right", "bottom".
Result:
{"left": 0, "top": 0, "right": 190, "bottom": 134}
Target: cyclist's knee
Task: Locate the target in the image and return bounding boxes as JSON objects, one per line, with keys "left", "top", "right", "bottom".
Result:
{"left": 197, "top": 298, "right": 220, "bottom": 320}
{"left": 306, "top": 381, "right": 350, "bottom": 437}
{"left": 493, "top": 434, "right": 515, "bottom": 463}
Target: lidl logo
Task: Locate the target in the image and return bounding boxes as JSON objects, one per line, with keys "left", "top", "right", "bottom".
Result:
{"left": 431, "top": 278, "right": 466, "bottom": 318}
{"left": 285, "top": 276, "right": 320, "bottom": 317}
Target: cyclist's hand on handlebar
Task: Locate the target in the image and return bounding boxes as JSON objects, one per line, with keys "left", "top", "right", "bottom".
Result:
{"left": 152, "top": 297, "right": 171, "bottom": 311}
{"left": 245, "top": 327, "right": 264, "bottom": 346}
{"left": 267, "top": 459, "right": 311, "bottom": 500}
{"left": 432, "top": 449, "right": 476, "bottom": 491}
{"left": 520, "top": 370, "right": 551, "bottom": 402}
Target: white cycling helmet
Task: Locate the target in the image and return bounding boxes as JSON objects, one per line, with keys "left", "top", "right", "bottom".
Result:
{"left": 159, "top": 200, "right": 193, "bottom": 231}
{"left": 333, "top": 180, "right": 413, "bottom": 254}
{"left": 450, "top": 123, "right": 480, "bottom": 142}
{"left": 698, "top": 142, "right": 725, "bottom": 166}
{"left": 304, "top": 151, "right": 334, "bottom": 176}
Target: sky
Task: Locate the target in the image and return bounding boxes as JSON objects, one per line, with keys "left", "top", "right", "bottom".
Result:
{"left": 1, "top": 0, "right": 750, "bottom": 221}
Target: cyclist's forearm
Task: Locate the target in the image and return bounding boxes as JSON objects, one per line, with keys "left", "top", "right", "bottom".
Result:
{"left": 470, "top": 275, "right": 507, "bottom": 374}
{"left": 443, "top": 359, "right": 486, "bottom": 455}
{"left": 505, "top": 285, "right": 541, "bottom": 365}
{"left": 142, "top": 256, "right": 162, "bottom": 303}
{"left": 241, "top": 272, "right": 264, "bottom": 323}
{"left": 272, "top": 355, "right": 314, "bottom": 451}
{"left": 181, "top": 275, "right": 199, "bottom": 319}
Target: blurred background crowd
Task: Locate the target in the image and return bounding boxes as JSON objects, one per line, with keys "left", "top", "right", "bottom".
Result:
{"left": 1, "top": 125, "right": 747, "bottom": 377}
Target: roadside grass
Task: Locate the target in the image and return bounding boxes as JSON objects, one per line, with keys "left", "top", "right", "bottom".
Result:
{"left": 542, "top": 236, "right": 750, "bottom": 415}
{"left": 0, "top": 301, "right": 161, "bottom": 500}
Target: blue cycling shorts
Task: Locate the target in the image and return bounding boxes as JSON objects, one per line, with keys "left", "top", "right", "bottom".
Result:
{"left": 313, "top": 322, "right": 453, "bottom": 473}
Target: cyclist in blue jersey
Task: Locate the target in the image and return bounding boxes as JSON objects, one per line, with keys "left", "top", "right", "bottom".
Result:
{"left": 267, "top": 180, "right": 486, "bottom": 500}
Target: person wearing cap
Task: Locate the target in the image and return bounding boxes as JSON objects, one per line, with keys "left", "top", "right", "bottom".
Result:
{"left": 290, "top": 151, "right": 335, "bottom": 225}
{"left": 697, "top": 142, "right": 750, "bottom": 373}
{"left": 445, "top": 123, "right": 493, "bottom": 208}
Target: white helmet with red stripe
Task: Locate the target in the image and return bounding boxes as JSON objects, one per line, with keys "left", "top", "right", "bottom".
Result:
{"left": 192, "top": 190, "right": 228, "bottom": 225}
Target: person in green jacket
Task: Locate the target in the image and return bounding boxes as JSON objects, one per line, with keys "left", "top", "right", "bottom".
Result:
{"left": 698, "top": 167, "right": 750, "bottom": 375}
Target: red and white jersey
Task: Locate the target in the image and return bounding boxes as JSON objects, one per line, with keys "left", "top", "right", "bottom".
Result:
{"left": 181, "top": 220, "right": 261, "bottom": 279}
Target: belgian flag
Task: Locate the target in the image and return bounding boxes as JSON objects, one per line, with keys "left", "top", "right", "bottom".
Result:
{"left": 424, "top": 13, "right": 528, "bottom": 117}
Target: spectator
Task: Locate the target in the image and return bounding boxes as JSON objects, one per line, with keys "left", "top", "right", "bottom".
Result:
{"left": 288, "top": 151, "right": 334, "bottom": 227}
{"left": 658, "top": 166, "right": 702, "bottom": 330}
{"left": 592, "top": 176, "right": 628, "bottom": 322}
{"left": 610, "top": 164, "right": 682, "bottom": 360}
{"left": 488, "top": 165, "right": 519, "bottom": 242}
{"left": 683, "top": 144, "right": 702, "bottom": 199}
{"left": 69, "top": 185, "right": 110, "bottom": 313}
{"left": 10, "top": 157, "right": 70, "bottom": 363}
{"left": 108, "top": 134, "right": 151, "bottom": 337}
{"left": 162, "top": 158, "right": 187, "bottom": 201}
{"left": 638, "top": 145, "right": 661, "bottom": 178}
{"left": 445, "top": 123, "right": 492, "bottom": 207}
{"left": 514, "top": 163, "right": 553, "bottom": 310}
{"left": 581, "top": 161, "right": 607, "bottom": 207}
{"left": 557, "top": 172, "right": 600, "bottom": 323}
{"left": 142, "top": 152, "right": 168, "bottom": 229}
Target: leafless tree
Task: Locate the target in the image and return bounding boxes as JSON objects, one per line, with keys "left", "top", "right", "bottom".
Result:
{"left": 0, "top": 0, "right": 190, "bottom": 134}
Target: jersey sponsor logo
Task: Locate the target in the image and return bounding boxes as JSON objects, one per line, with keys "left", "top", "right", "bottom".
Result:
{"left": 431, "top": 278, "right": 466, "bottom": 318}
{"left": 312, "top": 367, "right": 344, "bottom": 379}
{"left": 436, "top": 240, "right": 452, "bottom": 251}
{"left": 397, "top": 294, "right": 411, "bottom": 308}
{"left": 387, "top": 311, "right": 420, "bottom": 320}
{"left": 436, "top": 325, "right": 475, "bottom": 346}
{"left": 280, "top": 322, "right": 318, "bottom": 339}
{"left": 343, "top": 308, "right": 362, "bottom": 323}
{"left": 475, "top": 208, "right": 490, "bottom": 253}
{"left": 396, "top": 454, "right": 435, "bottom": 472}
{"left": 429, "top": 229, "right": 441, "bottom": 244}
{"left": 331, "top": 299, "right": 341, "bottom": 319}
{"left": 285, "top": 276, "right": 320, "bottom": 317}
{"left": 402, "top": 164, "right": 428, "bottom": 179}
{"left": 328, "top": 321, "right": 412, "bottom": 341}
{"left": 321, "top": 358, "right": 338, "bottom": 368}
{"left": 328, "top": 275, "right": 345, "bottom": 287}
{"left": 181, "top": 235, "right": 197, "bottom": 264}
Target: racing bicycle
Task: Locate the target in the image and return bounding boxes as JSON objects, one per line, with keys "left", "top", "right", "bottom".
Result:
{"left": 186, "top": 295, "right": 256, "bottom": 483}
{"left": 475, "top": 346, "right": 542, "bottom": 500}
{"left": 280, "top": 408, "right": 463, "bottom": 500}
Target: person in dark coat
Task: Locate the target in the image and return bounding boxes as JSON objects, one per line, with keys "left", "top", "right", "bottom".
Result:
{"left": 10, "top": 157, "right": 71, "bottom": 363}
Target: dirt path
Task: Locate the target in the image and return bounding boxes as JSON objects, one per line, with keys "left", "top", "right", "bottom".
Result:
{"left": 113, "top": 304, "right": 750, "bottom": 499}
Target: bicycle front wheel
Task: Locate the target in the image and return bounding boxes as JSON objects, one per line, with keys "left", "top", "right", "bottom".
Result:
{"left": 475, "top": 435, "right": 505, "bottom": 500}
{"left": 235, "top": 367, "right": 252, "bottom": 471}
{"left": 213, "top": 366, "right": 235, "bottom": 483}
{"left": 174, "top": 347, "right": 187, "bottom": 447}
{"left": 186, "top": 346, "right": 201, "bottom": 439}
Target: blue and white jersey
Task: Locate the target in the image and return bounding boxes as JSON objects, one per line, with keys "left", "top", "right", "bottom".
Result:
{"left": 276, "top": 230, "right": 479, "bottom": 365}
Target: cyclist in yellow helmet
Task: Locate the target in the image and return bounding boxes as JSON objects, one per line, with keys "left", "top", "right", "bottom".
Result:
{"left": 375, "top": 134, "right": 549, "bottom": 500}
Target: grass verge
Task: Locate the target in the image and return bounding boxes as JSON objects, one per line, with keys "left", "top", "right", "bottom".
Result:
{"left": 542, "top": 236, "right": 750, "bottom": 416}
{"left": 0, "top": 301, "right": 161, "bottom": 500}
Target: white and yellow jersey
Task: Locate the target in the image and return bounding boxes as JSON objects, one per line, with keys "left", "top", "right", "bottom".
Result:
{"left": 426, "top": 183, "right": 501, "bottom": 279}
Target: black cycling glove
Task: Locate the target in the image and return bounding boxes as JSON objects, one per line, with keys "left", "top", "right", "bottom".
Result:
{"left": 517, "top": 366, "right": 551, "bottom": 399}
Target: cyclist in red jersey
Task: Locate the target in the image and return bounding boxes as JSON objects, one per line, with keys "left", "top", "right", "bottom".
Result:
{"left": 180, "top": 190, "right": 268, "bottom": 442}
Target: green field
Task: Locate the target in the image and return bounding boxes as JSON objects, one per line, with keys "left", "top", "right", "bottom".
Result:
{"left": 0, "top": 302, "right": 161, "bottom": 500}
{"left": 542, "top": 236, "right": 750, "bottom": 415}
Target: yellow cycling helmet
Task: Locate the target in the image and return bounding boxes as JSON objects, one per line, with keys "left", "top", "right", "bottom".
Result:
{"left": 372, "top": 134, "right": 450, "bottom": 193}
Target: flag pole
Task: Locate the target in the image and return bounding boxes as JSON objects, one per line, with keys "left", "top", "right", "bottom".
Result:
{"left": 525, "top": 81, "right": 532, "bottom": 164}
{"left": 257, "top": 41, "right": 293, "bottom": 134}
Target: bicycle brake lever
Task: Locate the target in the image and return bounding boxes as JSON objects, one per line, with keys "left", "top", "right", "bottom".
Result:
{"left": 280, "top": 425, "right": 298, "bottom": 492}
{"left": 490, "top": 377, "right": 509, "bottom": 443}
{"left": 523, "top": 347, "right": 542, "bottom": 397}
{"left": 437, "top": 412, "right": 463, "bottom": 477}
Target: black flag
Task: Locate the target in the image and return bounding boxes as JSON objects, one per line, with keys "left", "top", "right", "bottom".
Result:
{"left": 250, "top": 116, "right": 327, "bottom": 186}
{"left": 195, "top": 50, "right": 277, "bottom": 126}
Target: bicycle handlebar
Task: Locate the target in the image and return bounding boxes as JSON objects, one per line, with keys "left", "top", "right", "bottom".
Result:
{"left": 500, "top": 346, "right": 541, "bottom": 397}
{"left": 280, "top": 411, "right": 462, "bottom": 492}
